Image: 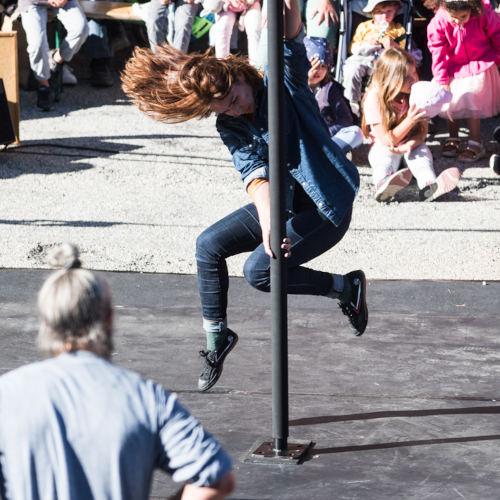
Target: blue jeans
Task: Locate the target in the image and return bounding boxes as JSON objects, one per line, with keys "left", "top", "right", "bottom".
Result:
{"left": 85, "top": 0, "right": 113, "bottom": 59}
{"left": 196, "top": 203, "right": 352, "bottom": 321}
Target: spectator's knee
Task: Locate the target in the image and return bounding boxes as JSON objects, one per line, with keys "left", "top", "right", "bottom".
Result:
{"left": 68, "top": 16, "right": 89, "bottom": 41}
{"left": 243, "top": 257, "right": 270, "bottom": 292}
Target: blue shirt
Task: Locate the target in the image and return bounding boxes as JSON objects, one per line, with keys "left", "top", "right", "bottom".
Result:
{"left": 216, "top": 30, "right": 359, "bottom": 227}
{"left": 0, "top": 351, "right": 231, "bottom": 500}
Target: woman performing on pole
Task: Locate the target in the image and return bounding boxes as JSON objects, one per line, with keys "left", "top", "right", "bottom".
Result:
{"left": 121, "top": 0, "right": 368, "bottom": 392}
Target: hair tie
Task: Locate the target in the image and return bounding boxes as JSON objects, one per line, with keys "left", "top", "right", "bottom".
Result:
{"left": 64, "top": 258, "right": 81, "bottom": 271}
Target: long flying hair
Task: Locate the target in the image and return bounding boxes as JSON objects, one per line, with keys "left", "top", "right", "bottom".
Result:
{"left": 121, "top": 45, "right": 263, "bottom": 123}
{"left": 362, "top": 47, "right": 425, "bottom": 142}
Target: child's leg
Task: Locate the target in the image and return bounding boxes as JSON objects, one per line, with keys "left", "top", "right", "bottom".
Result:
{"left": 242, "top": 1, "right": 262, "bottom": 65}
{"left": 342, "top": 55, "right": 371, "bottom": 115}
{"left": 214, "top": 10, "right": 237, "bottom": 59}
{"left": 146, "top": 0, "right": 168, "bottom": 51}
{"left": 368, "top": 142, "right": 403, "bottom": 187}
{"left": 173, "top": 0, "right": 199, "bottom": 53}
{"left": 404, "top": 142, "right": 435, "bottom": 189}
{"left": 467, "top": 117, "right": 481, "bottom": 144}
{"left": 21, "top": 6, "right": 50, "bottom": 83}
{"left": 332, "top": 125, "right": 364, "bottom": 153}
{"left": 447, "top": 119, "right": 460, "bottom": 138}
{"left": 56, "top": 0, "right": 89, "bottom": 62}
{"left": 368, "top": 142, "right": 412, "bottom": 201}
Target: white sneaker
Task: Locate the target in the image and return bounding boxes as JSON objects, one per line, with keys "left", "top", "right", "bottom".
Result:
{"left": 419, "top": 167, "right": 461, "bottom": 202}
{"left": 62, "top": 64, "right": 77, "bottom": 85}
{"left": 375, "top": 168, "right": 413, "bottom": 202}
{"left": 132, "top": 2, "right": 150, "bottom": 21}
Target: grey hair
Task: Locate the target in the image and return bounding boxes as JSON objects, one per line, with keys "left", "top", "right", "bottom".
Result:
{"left": 37, "top": 243, "right": 113, "bottom": 359}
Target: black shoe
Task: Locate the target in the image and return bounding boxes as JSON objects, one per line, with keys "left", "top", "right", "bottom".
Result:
{"left": 339, "top": 270, "right": 368, "bottom": 336}
{"left": 198, "top": 329, "right": 238, "bottom": 392}
{"left": 90, "top": 58, "right": 114, "bottom": 87}
{"left": 490, "top": 154, "right": 500, "bottom": 175}
{"left": 36, "top": 85, "right": 54, "bottom": 111}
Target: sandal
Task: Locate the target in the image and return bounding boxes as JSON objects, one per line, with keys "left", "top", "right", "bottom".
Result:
{"left": 457, "top": 140, "right": 486, "bottom": 163}
{"left": 442, "top": 138, "right": 461, "bottom": 158}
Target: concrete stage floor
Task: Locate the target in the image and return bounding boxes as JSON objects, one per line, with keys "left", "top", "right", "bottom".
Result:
{"left": 1, "top": 270, "right": 499, "bottom": 499}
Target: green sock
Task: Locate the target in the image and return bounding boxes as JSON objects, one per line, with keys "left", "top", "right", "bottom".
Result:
{"left": 203, "top": 319, "right": 228, "bottom": 351}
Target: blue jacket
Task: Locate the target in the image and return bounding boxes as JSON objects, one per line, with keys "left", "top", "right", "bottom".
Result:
{"left": 216, "top": 30, "right": 359, "bottom": 227}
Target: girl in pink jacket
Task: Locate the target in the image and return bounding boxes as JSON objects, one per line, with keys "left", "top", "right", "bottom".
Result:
{"left": 427, "top": 0, "right": 500, "bottom": 162}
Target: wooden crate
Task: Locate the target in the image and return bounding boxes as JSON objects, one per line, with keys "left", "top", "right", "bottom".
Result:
{"left": 0, "top": 31, "right": 20, "bottom": 145}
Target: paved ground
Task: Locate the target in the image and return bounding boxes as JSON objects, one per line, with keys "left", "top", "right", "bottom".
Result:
{"left": 0, "top": 71, "right": 499, "bottom": 280}
{"left": 1, "top": 270, "right": 499, "bottom": 499}
{"left": 0, "top": 64, "right": 499, "bottom": 498}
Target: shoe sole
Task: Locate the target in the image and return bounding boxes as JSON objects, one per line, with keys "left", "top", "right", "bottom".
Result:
{"left": 351, "top": 270, "right": 368, "bottom": 336}
{"left": 422, "top": 167, "right": 461, "bottom": 202}
{"left": 198, "top": 331, "right": 239, "bottom": 392}
{"left": 490, "top": 154, "right": 500, "bottom": 175}
{"left": 375, "top": 168, "right": 412, "bottom": 202}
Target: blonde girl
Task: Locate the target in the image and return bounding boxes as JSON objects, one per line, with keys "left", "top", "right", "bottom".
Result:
{"left": 362, "top": 47, "right": 460, "bottom": 202}
{"left": 427, "top": 0, "right": 500, "bottom": 162}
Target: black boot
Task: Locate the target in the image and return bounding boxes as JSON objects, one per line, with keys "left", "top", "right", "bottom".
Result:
{"left": 36, "top": 85, "right": 54, "bottom": 111}
{"left": 90, "top": 58, "right": 113, "bottom": 87}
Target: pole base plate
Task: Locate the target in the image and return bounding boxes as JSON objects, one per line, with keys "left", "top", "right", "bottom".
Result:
{"left": 244, "top": 439, "right": 314, "bottom": 466}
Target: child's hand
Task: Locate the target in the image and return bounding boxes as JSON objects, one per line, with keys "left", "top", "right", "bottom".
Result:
{"left": 309, "top": 57, "right": 322, "bottom": 71}
{"left": 311, "top": 0, "right": 338, "bottom": 27}
{"left": 380, "top": 36, "right": 397, "bottom": 49}
{"left": 48, "top": 0, "right": 67, "bottom": 7}
{"left": 406, "top": 103, "right": 427, "bottom": 123}
{"left": 442, "top": 84, "right": 451, "bottom": 92}
{"left": 390, "top": 142, "right": 413, "bottom": 154}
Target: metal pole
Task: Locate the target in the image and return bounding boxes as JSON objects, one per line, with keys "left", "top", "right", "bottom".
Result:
{"left": 268, "top": 0, "right": 288, "bottom": 456}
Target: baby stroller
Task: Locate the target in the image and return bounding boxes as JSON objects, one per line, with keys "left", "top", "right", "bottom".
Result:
{"left": 334, "top": 0, "right": 415, "bottom": 84}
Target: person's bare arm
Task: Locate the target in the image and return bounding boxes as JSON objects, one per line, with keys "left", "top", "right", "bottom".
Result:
{"left": 181, "top": 471, "right": 236, "bottom": 500}
{"left": 310, "top": 0, "right": 338, "bottom": 27}
{"left": 284, "top": 0, "right": 302, "bottom": 39}
{"left": 370, "top": 104, "right": 426, "bottom": 147}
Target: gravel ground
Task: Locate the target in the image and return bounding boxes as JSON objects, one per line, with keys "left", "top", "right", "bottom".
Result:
{"left": 1, "top": 77, "right": 499, "bottom": 280}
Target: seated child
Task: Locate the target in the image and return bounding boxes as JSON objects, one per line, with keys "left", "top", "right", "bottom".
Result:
{"left": 304, "top": 36, "right": 364, "bottom": 154}
{"left": 362, "top": 47, "right": 461, "bottom": 202}
{"left": 211, "top": 0, "right": 261, "bottom": 66}
{"left": 342, "top": 0, "right": 405, "bottom": 117}
{"left": 20, "top": 0, "right": 89, "bottom": 110}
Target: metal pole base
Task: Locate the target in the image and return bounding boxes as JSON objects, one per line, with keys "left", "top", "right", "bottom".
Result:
{"left": 244, "top": 440, "right": 314, "bottom": 466}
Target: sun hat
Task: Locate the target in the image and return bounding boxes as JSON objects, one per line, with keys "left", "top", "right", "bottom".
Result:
{"left": 363, "top": 0, "right": 402, "bottom": 14}
{"left": 303, "top": 36, "right": 334, "bottom": 67}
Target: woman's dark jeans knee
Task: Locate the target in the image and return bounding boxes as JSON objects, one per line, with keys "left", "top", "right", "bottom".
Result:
{"left": 196, "top": 203, "right": 352, "bottom": 321}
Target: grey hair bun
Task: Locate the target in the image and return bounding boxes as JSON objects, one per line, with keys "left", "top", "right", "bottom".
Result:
{"left": 47, "top": 243, "right": 82, "bottom": 270}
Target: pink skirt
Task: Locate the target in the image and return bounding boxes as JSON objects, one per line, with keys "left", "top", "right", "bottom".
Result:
{"left": 439, "top": 65, "right": 500, "bottom": 120}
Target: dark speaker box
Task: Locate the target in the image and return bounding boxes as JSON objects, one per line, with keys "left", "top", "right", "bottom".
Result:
{"left": 0, "top": 78, "right": 16, "bottom": 146}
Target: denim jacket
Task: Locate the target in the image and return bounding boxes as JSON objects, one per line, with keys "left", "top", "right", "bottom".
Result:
{"left": 216, "top": 29, "right": 359, "bottom": 227}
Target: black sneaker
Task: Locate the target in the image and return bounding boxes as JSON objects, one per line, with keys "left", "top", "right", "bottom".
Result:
{"left": 36, "top": 85, "right": 54, "bottom": 111}
{"left": 198, "top": 329, "right": 238, "bottom": 392}
{"left": 339, "top": 270, "right": 368, "bottom": 336}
